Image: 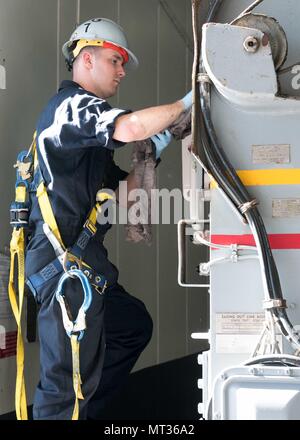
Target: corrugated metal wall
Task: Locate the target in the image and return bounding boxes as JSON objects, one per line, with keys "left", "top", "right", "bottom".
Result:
{"left": 0, "top": 0, "right": 208, "bottom": 372}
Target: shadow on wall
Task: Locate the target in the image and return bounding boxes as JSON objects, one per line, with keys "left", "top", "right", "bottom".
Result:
{"left": 98, "top": 352, "right": 205, "bottom": 420}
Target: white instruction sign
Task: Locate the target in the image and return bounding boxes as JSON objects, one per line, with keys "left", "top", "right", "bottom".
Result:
{"left": 272, "top": 199, "right": 300, "bottom": 218}
{"left": 252, "top": 144, "right": 290, "bottom": 164}
{"left": 216, "top": 313, "right": 268, "bottom": 354}
{"left": 216, "top": 313, "right": 265, "bottom": 335}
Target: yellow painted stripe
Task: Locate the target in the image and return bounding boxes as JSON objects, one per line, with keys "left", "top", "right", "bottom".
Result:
{"left": 211, "top": 169, "right": 300, "bottom": 188}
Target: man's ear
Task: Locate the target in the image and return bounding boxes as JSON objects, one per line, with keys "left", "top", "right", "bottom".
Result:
{"left": 82, "top": 50, "right": 93, "bottom": 70}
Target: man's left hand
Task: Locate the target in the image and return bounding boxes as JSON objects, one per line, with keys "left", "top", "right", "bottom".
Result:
{"left": 151, "top": 129, "right": 172, "bottom": 159}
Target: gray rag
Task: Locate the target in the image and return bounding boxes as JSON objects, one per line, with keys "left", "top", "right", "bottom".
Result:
{"left": 125, "top": 108, "right": 191, "bottom": 244}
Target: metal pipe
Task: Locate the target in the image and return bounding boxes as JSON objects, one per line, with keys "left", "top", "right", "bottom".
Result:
{"left": 230, "top": 0, "right": 265, "bottom": 24}
{"left": 177, "top": 219, "right": 210, "bottom": 288}
{"left": 191, "top": 0, "right": 201, "bottom": 155}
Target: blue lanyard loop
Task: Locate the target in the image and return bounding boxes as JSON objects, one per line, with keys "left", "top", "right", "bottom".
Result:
{"left": 55, "top": 269, "right": 93, "bottom": 341}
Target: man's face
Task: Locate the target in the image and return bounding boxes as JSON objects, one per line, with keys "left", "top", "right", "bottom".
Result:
{"left": 90, "top": 47, "right": 126, "bottom": 99}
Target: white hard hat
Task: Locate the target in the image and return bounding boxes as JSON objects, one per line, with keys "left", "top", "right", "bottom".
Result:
{"left": 62, "top": 18, "right": 139, "bottom": 70}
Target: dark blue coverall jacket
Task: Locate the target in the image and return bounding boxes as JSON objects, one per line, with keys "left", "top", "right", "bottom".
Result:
{"left": 25, "top": 80, "right": 153, "bottom": 420}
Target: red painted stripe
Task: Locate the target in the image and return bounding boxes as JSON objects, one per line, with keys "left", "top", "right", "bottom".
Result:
{"left": 0, "top": 350, "right": 16, "bottom": 357}
{"left": 210, "top": 234, "right": 300, "bottom": 250}
{"left": 0, "top": 331, "right": 17, "bottom": 359}
{"left": 5, "top": 340, "right": 17, "bottom": 345}
{"left": 6, "top": 336, "right": 17, "bottom": 341}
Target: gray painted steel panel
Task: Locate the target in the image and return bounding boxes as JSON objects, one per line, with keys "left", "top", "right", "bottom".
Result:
{"left": 205, "top": 0, "right": 300, "bottom": 409}
{"left": 214, "top": 0, "right": 300, "bottom": 97}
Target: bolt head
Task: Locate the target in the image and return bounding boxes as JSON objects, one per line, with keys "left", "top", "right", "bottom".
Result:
{"left": 243, "top": 36, "right": 260, "bottom": 53}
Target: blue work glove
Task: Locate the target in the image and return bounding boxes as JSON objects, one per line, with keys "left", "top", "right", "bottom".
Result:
{"left": 151, "top": 129, "right": 172, "bottom": 159}
{"left": 180, "top": 90, "right": 192, "bottom": 110}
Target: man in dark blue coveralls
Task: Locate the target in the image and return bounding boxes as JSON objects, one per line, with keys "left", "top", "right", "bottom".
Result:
{"left": 25, "top": 17, "right": 192, "bottom": 419}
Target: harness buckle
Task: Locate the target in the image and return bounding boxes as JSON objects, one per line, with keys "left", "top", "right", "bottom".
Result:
{"left": 63, "top": 252, "right": 83, "bottom": 277}
{"left": 14, "top": 159, "right": 32, "bottom": 181}
{"left": 10, "top": 202, "right": 30, "bottom": 228}
{"left": 84, "top": 219, "right": 97, "bottom": 235}
{"left": 94, "top": 280, "right": 107, "bottom": 295}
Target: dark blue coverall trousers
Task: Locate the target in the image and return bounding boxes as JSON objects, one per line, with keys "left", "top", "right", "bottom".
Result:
{"left": 25, "top": 80, "right": 153, "bottom": 420}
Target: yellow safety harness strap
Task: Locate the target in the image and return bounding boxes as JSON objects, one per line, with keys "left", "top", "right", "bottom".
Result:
{"left": 36, "top": 182, "right": 64, "bottom": 246}
{"left": 70, "top": 335, "right": 84, "bottom": 420}
{"left": 8, "top": 228, "right": 28, "bottom": 420}
{"left": 31, "top": 134, "right": 64, "bottom": 248}
{"left": 7, "top": 134, "right": 41, "bottom": 420}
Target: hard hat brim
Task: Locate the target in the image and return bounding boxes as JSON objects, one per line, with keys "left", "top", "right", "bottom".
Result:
{"left": 62, "top": 40, "right": 139, "bottom": 70}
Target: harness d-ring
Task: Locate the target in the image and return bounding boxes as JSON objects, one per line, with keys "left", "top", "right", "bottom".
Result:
{"left": 63, "top": 251, "right": 83, "bottom": 279}
{"left": 55, "top": 269, "right": 92, "bottom": 340}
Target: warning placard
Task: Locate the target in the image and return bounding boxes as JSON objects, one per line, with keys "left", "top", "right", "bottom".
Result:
{"left": 216, "top": 313, "right": 265, "bottom": 335}
{"left": 215, "top": 313, "right": 282, "bottom": 354}
{"left": 272, "top": 199, "right": 300, "bottom": 218}
{"left": 252, "top": 144, "right": 290, "bottom": 164}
